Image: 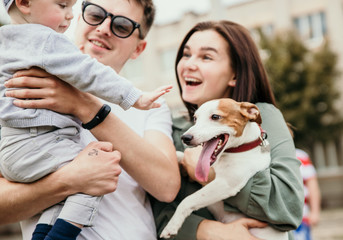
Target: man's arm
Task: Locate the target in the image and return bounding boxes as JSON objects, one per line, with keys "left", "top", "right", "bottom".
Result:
{"left": 88, "top": 114, "right": 180, "bottom": 202}
{"left": 0, "top": 172, "right": 72, "bottom": 224}
{"left": 5, "top": 72, "right": 181, "bottom": 202}
{"left": 0, "top": 141, "right": 121, "bottom": 225}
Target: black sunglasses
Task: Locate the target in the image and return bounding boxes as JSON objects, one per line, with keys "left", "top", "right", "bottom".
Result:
{"left": 81, "top": 1, "right": 143, "bottom": 39}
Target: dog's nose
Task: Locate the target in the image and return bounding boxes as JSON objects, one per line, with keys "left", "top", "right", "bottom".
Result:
{"left": 181, "top": 134, "right": 193, "bottom": 145}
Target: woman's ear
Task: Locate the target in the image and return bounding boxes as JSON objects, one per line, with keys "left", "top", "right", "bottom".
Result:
{"left": 228, "top": 78, "right": 236, "bottom": 87}
{"left": 15, "top": 0, "right": 31, "bottom": 14}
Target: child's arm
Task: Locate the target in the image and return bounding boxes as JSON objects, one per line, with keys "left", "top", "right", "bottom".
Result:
{"left": 133, "top": 85, "right": 172, "bottom": 110}
{"left": 41, "top": 30, "right": 140, "bottom": 110}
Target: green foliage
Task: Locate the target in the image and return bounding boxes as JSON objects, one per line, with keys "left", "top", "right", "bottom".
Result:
{"left": 259, "top": 31, "right": 343, "bottom": 148}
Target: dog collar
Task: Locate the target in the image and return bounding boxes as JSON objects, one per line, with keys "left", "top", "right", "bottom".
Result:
{"left": 225, "top": 127, "right": 267, "bottom": 153}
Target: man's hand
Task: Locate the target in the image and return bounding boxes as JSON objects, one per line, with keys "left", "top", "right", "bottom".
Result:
{"left": 5, "top": 67, "right": 101, "bottom": 121}
{"left": 59, "top": 141, "right": 122, "bottom": 196}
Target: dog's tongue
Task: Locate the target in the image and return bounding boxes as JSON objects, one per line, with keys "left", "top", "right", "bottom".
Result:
{"left": 195, "top": 138, "right": 219, "bottom": 182}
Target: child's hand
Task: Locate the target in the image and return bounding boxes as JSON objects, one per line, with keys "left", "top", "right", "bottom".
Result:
{"left": 133, "top": 85, "right": 172, "bottom": 110}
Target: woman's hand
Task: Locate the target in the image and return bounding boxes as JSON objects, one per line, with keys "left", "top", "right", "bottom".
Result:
{"left": 197, "top": 218, "right": 267, "bottom": 240}
{"left": 4, "top": 68, "right": 102, "bottom": 123}
{"left": 180, "top": 146, "right": 215, "bottom": 185}
{"left": 58, "top": 141, "right": 122, "bottom": 196}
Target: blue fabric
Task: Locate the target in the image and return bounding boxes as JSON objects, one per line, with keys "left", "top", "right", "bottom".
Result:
{"left": 44, "top": 219, "right": 81, "bottom": 240}
{"left": 32, "top": 224, "right": 52, "bottom": 240}
{"left": 293, "top": 222, "right": 311, "bottom": 240}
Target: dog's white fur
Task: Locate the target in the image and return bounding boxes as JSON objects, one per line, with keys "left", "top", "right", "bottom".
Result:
{"left": 160, "top": 98, "right": 288, "bottom": 239}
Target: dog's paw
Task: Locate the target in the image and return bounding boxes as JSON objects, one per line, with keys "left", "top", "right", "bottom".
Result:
{"left": 160, "top": 225, "right": 179, "bottom": 239}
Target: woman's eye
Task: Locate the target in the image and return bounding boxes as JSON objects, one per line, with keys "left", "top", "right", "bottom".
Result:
{"left": 182, "top": 52, "right": 191, "bottom": 58}
{"left": 211, "top": 114, "right": 221, "bottom": 120}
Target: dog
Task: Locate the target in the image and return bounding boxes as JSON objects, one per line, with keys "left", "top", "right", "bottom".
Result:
{"left": 160, "top": 98, "right": 288, "bottom": 240}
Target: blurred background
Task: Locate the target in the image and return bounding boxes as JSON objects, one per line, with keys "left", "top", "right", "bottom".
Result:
{"left": 1, "top": 0, "right": 343, "bottom": 239}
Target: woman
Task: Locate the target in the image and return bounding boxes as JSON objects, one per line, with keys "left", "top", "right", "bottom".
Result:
{"left": 151, "top": 20, "right": 304, "bottom": 240}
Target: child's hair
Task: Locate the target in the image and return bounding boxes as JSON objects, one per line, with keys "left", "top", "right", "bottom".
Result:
{"left": 3, "top": 0, "right": 14, "bottom": 12}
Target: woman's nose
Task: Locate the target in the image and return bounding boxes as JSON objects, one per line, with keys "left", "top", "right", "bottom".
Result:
{"left": 184, "top": 58, "right": 197, "bottom": 70}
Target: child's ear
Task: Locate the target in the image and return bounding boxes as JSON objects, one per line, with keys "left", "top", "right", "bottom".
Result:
{"left": 15, "top": 0, "right": 31, "bottom": 14}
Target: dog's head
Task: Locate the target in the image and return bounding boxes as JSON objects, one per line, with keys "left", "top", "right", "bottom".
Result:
{"left": 181, "top": 98, "right": 262, "bottom": 182}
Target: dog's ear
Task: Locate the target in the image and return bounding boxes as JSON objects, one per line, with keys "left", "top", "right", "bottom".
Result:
{"left": 240, "top": 102, "right": 262, "bottom": 124}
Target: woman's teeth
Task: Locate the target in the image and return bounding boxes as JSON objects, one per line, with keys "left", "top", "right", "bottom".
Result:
{"left": 185, "top": 77, "right": 201, "bottom": 85}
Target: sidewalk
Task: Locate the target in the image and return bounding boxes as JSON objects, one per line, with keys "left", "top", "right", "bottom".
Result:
{"left": 312, "top": 207, "right": 343, "bottom": 240}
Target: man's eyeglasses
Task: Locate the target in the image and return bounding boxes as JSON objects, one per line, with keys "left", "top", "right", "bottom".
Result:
{"left": 82, "top": 1, "right": 143, "bottom": 39}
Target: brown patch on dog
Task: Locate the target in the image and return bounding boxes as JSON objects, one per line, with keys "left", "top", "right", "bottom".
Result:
{"left": 217, "top": 99, "right": 261, "bottom": 136}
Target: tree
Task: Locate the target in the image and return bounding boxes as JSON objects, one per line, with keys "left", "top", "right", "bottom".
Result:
{"left": 259, "top": 31, "right": 343, "bottom": 150}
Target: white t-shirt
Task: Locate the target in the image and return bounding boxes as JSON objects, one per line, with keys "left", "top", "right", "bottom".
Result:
{"left": 20, "top": 99, "right": 173, "bottom": 240}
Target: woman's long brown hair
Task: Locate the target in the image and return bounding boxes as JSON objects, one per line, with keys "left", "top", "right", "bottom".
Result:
{"left": 175, "top": 20, "right": 276, "bottom": 120}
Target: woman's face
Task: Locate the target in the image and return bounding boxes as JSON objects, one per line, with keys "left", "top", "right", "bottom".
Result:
{"left": 177, "top": 30, "right": 236, "bottom": 107}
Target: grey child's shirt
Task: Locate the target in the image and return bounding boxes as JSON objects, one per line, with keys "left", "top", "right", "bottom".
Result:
{"left": 0, "top": 24, "right": 141, "bottom": 129}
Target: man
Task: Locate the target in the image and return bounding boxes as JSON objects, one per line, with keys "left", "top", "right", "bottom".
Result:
{"left": 0, "top": 0, "right": 180, "bottom": 239}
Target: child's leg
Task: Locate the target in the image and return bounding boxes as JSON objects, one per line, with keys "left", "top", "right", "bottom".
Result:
{"left": 0, "top": 126, "right": 88, "bottom": 240}
{"left": 59, "top": 194, "right": 103, "bottom": 226}
{"left": 42, "top": 194, "right": 102, "bottom": 240}
{"left": 44, "top": 219, "right": 81, "bottom": 240}
{"left": 32, "top": 205, "right": 64, "bottom": 240}
{"left": 0, "top": 126, "right": 61, "bottom": 183}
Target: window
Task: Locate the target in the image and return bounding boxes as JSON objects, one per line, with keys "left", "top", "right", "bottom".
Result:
{"left": 293, "top": 12, "right": 326, "bottom": 41}
{"left": 249, "top": 24, "right": 274, "bottom": 43}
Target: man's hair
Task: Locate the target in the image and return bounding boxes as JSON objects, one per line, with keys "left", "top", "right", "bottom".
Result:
{"left": 133, "top": 0, "right": 155, "bottom": 39}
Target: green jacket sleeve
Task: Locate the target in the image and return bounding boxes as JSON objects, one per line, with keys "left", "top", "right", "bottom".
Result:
{"left": 224, "top": 103, "right": 304, "bottom": 232}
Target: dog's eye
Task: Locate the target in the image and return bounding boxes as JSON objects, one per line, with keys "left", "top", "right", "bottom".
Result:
{"left": 192, "top": 116, "right": 197, "bottom": 123}
{"left": 211, "top": 114, "right": 222, "bottom": 120}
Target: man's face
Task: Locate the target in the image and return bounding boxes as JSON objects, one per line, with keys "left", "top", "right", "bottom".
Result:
{"left": 74, "top": 0, "right": 147, "bottom": 72}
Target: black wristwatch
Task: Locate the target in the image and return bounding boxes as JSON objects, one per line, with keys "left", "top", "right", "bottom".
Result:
{"left": 81, "top": 104, "right": 111, "bottom": 130}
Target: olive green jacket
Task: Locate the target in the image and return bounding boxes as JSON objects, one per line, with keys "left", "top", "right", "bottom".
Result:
{"left": 151, "top": 103, "right": 304, "bottom": 240}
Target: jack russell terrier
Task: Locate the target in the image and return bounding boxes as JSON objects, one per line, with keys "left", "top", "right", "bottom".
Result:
{"left": 160, "top": 98, "right": 288, "bottom": 239}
